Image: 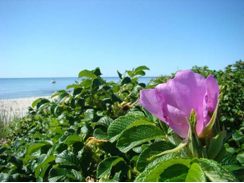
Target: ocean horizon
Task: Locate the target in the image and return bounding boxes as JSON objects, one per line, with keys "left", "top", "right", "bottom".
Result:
{"left": 0, "top": 77, "right": 155, "bottom": 100}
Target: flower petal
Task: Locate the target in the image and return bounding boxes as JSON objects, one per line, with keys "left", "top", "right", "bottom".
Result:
{"left": 166, "top": 104, "right": 190, "bottom": 138}
{"left": 139, "top": 70, "right": 219, "bottom": 139}
{"left": 155, "top": 70, "right": 207, "bottom": 138}
{"left": 205, "top": 74, "right": 219, "bottom": 112}
{"left": 139, "top": 89, "right": 167, "bottom": 123}
{"left": 197, "top": 74, "right": 219, "bottom": 135}
{"left": 156, "top": 70, "right": 206, "bottom": 117}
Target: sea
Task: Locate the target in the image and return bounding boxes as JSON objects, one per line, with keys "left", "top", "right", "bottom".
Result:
{"left": 0, "top": 77, "right": 155, "bottom": 100}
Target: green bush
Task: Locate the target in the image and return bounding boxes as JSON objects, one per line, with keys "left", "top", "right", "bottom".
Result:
{"left": 0, "top": 62, "right": 243, "bottom": 182}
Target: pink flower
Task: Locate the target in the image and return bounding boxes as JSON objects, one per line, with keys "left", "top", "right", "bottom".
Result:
{"left": 139, "top": 70, "right": 219, "bottom": 138}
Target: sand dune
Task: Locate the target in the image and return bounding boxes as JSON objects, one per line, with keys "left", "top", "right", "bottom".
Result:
{"left": 0, "top": 96, "right": 49, "bottom": 122}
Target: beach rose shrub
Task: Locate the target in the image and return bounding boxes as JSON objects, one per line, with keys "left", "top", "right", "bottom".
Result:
{"left": 139, "top": 70, "right": 219, "bottom": 138}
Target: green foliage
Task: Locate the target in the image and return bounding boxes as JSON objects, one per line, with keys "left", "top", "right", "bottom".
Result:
{"left": 107, "top": 111, "right": 146, "bottom": 142}
{"left": 136, "top": 157, "right": 237, "bottom": 182}
{"left": 192, "top": 158, "right": 238, "bottom": 182}
{"left": 136, "top": 159, "right": 192, "bottom": 182}
{"left": 1, "top": 62, "right": 243, "bottom": 182}
{"left": 136, "top": 141, "right": 175, "bottom": 172}
{"left": 218, "top": 61, "right": 244, "bottom": 132}
{"left": 116, "top": 123, "right": 165, "bottom": 153}
{"left": 97, "top": 156, "right": 125, "bottom": 178}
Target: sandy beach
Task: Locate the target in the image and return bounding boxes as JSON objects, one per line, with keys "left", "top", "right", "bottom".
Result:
{"left": 0, "top": 96, "right": 50, "bottom": 122}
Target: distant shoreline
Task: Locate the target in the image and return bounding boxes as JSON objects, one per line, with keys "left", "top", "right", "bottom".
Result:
{"left": 0, "top": 95, "right": 50, "bottom": 101}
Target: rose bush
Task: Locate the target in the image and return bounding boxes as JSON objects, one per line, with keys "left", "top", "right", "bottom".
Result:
{"left": 1, "top": 64, "right": 242, "bottom": 182}
{"left": 139, "top": 70, "right": 219, "bottom": 138}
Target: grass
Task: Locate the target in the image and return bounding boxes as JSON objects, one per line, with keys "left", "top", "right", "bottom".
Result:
{"left": 0, "top": 108, "right": 26, "bottom": 139}
{"left": 0, "top": 118, "right": 7, "bottom": 140}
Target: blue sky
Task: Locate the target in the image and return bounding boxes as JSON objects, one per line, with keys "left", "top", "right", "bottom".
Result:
{"left": 0, "top": 0, "right": 244, "bottom": 78}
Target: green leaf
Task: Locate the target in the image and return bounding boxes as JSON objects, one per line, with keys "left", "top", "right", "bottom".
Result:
{"left": 132, "top": 85, "right": 143, "bottom": 94}
{"left": 48, "top": 167, "right": 69, "bottom": 182}
{"left": 53, "top": 127, "right": 64, "bottom": 135}
{"left": 111, "top": 93, "right": 122, "bottom": 103}
{"left": 35, "top": 155, "right": 55, "bottom": 178}
{"left": 134, "top": 70, "right": 146, "bottom": 76}
{"left": 97, "top": 156, "right": 125, "bottom": 178}
{"left": 135, "top": 158, "right": 191, "bottom": 182}
{"left": 93, "top": 67, "right": 102, "bottom": 76}
{"left": 50, "top": 164, "right": 83, "bottom": 181}
{"left": 9, "top": 156, "right": 23, "bottom": 169}
{"left": 185, "top": 163, "right": 206, "bottom": 182}
{"left": 121, "top": 77, "right": 131, "bottom": 85}
{"left": 51, "top": 90, "right": 69, "bottom": 103}
{"left": 66, "top": 84, "right": 82, "bottom": 90}
{"left": 26, "top": 142, "right": 49, "bottom": 155}
{"left": 92, "top": 78, "right": 102, "bottom": 91}
{"left": 55, "top": 150, "right": 79, "bottom": 168}
{"left": 56, "top": 92, "right": 70, "bottom": 103}
{"left": 91, "top": 117, "right": 112, "bottom": 128}
{"left": 107, "top": 111, "right": 146, "bottom": 142}
{"left": 158, "top": 164, "right": 189, "bottom": 182}
{"left": 224, "top": 164, "right": 243, "bottom": 172}
{"left": 39, "top": 164, "right": 50, "bottom": 180}
{"left": 83, "top": 109, "right": 95, "bottom": 122}
{"left": 51, "top": 90, "right": 67, "bottom": 98}
{"left": 57, "top": 111, "right": 69, "bottom": 120}
{"left": 136, "top": 141, "right": 175, "bottom": 172}
{"left": 192, "top": 158, "right": 238, "bottom": 182}
{"left": 0, "top": 147, "right": 8, "bottom": 154}
{"left": 71, "top": 169, "right": 83, "bottom": 181}
{"left": 135, "top": 65, "right": 150, "bottom": 73}
{"left": 78, "top": 70, "right": 97, "bottom": 79}
{"left": 133, "top": 146, "right": 143, "bottom": 153}
{"left": 33, "top": 131, "right": 42, "bottom": 139}
{"left": 237, "top": 152, "right": 244, "bottom": 165}
{"left": 93, "top": 128, "right": 108, "bottom": 140}
{"left": 221, "top": 152, "right": 239, "bottom": 166}
{"left": 116, "top": 124, "right": 165, "bottom": 153}
{"left": 0, "top": 173, "right": 10, "bottom": 182}
{"left": 135, "top": 153, "right": 176, "bottom": 182}
{"left": 59, "top": 134, "right": 82, "bottom": 145}
{"left": 32, "top": 98, "right": 42, "bottom": 108}
{"left": 127, "top": 70, "right": 134, "bottom": 77}
{"left": 138, "top": 83, "right": 146, "bottom": 88}
{"left": 96, "top": 110, "right": 104, "bottom": 116}
{"left": 128, "top": 119, "right": 154, "bottom": 128}
{"left": 232, "top": 130, "right": 244, "bottom": 142}
{"left": 117, "top": 70, "right": 122, "bottom": 79}
{"left": 76, "top": 98, "right": 85, "bottom": 108}
{"left": 81, "top": 78, "right": 92, "bottom": 89}
{"left": 36, "top": 98, "right": 50, "bottom": 109}
{"left": 100, "top": 171, "right": 122, "bottom": 182}
{"left": 72, "top": 142, "right": 84, "bottom": 155}
{"left": 207, "top": 130, "right": 226, "bottom": 159}
{"left": 72, "top": 88, "right": 82, "bottom": 96}
{"left": 53, "top": 105, "right": 62, "bottom": 116}
{"left": 48, "top": 174, "right": 65, "bottom": 182}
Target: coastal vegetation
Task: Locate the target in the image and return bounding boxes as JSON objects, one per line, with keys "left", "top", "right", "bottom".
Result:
{"left": 0, "top": 109, "right": 20, "bottom": 140}
{"left": 0, "top": 60, "right": 243, "bottom": 182}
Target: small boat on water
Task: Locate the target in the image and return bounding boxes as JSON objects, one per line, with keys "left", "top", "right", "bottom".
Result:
{"left": 51, "top": 79, "right": 56, "bottom": 84}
